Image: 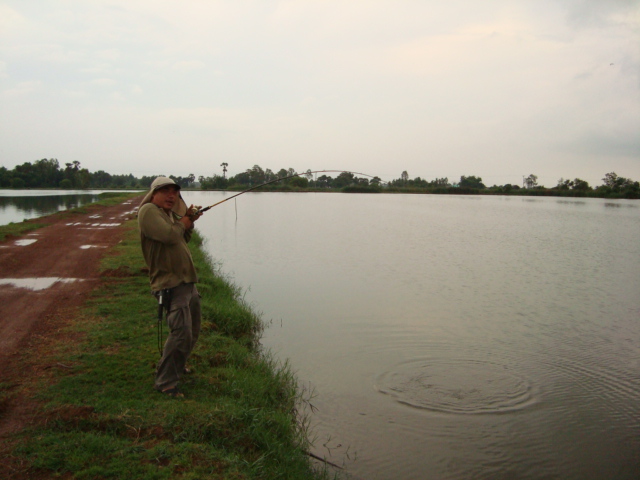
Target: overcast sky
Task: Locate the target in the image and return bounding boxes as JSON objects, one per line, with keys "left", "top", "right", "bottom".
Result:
{"left": 1, "top": 0, "right": 638, "bottom": 187}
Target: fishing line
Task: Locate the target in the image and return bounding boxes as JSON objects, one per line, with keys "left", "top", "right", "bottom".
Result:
{"left": 195, "top": 169, "right": 385, "bottom": 215}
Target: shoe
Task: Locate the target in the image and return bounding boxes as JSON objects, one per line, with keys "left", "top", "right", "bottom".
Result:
{"left": 160, "top": 387, "right": 184, "bottom": 398}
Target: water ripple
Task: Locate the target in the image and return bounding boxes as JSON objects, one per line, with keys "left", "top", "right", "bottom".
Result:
{"left": 375, "top": 357, "right": 537, "bottom": 414}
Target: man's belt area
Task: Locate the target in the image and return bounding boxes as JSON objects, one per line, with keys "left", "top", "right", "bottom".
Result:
{"left": 156, "top": 288, "right": 172, "bottom": 315}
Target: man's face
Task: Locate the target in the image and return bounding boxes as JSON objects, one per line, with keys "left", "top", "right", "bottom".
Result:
{"left": 151, "top": 185, "right": 179, "bottom": 213}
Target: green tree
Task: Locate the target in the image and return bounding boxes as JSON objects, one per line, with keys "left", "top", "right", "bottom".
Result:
{"left": 247, "top": 165, "right": 266, "bottom": 185}
{"left": 91, "top": 170, "right": 113, "bottom": 188}
{"left": 459, "top": 175, "right": 485, "bottom": 189}
{"left": 524, "top": 174, "right": 538, "bottom": 189}
{"left": 601, "top": 172, "right": 633, "bottom": 191}
{"left": 11, "top": 177, "right": 25, "bottom": 188}
{"left": 430, "top": 177, "right": 450, "bottom": 187}
{"left": 232, "top": 171, "right": 251, "bottom": 186}
{"left": 334, "top": 171, "right": 356, "bottom": 188}
{"left": 0, "top": 166, "right": 12, "bottom": 187}
{"left": 572, "top": 178, "right": 590, "bottom": 191}
{"left": 33, "top": 158, "right": 63, "bottom": 187}
{"left": 556, "top": 178, "right": 573, "bottom": 190}
{"left": 199, "top": 174, "right": 228, "bottom": 189}
{"left": 315, "top": 174, "right": 333, "bottom": 188}
{"left": 289, "top": 176, "right": 308, "bottom": 188}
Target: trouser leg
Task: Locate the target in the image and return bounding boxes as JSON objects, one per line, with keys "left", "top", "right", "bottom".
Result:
{"left": 154, "top": 283, "right": 199, "bottom": 391}
{"left": 189, "top": 285, "right": 201, "bottom": 353}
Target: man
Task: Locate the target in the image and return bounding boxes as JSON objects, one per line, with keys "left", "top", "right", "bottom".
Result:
{"left": 138, "top": 176, "right": 202, "bottom": 398}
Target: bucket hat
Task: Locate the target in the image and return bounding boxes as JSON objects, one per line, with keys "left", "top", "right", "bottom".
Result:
{"left": 139, "top": 176, "right": 188, "bottom": 216}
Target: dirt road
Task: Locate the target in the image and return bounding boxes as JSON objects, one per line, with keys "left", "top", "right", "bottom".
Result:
{"left": 0, "top": 196, "right": 142, "bottom": 436}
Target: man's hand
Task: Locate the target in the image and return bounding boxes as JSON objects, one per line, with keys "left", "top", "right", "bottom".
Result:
{"left": 188, "top": 205, "right": 203, "bottom": 222}
{"left": 179, "top": 205, "right": 202, "bottom": 230}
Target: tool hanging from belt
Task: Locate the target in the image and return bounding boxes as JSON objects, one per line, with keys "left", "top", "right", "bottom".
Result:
{"left": 156, "top": 288, "right": 171, "bottom": 356}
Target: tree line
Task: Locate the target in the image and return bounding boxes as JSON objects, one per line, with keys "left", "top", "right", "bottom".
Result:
{"left": 1, "top": 159, "right": 638, "bottom": 199}
{"left": 0, "top": 159, "right": 196, "bottom": 190}
{"left": 386, "top": 171, "right": 638, "bottom": 198}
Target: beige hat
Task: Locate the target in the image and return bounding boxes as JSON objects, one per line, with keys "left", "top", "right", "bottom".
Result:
{"left": 139, "top": 176, "right": 188, "bottom": 216}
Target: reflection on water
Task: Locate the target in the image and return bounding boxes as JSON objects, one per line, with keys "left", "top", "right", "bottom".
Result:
{"left": 0, "top": 190, "right": 104, "bottom": 225}
{"left": 190, "top": 192, "right": 640, "bottom": 480}
{"left": 0, "top": 193, "right": 100, "bottom": 224}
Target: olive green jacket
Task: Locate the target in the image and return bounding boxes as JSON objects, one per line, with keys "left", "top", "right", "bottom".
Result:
{"left": 138, "top": 203, "right": 198, "bottom": 291}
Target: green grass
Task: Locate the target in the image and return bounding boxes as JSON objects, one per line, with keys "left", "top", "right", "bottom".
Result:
{"left": 0, "top": 221, "right": 49, "bottom": 242}
{"left": 2, "top": 216, "right": 335, "bottom": 479}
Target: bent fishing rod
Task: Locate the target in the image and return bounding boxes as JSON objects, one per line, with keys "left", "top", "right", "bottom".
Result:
{"left": 195, "top": 170, "right": 384, "bottom": 215}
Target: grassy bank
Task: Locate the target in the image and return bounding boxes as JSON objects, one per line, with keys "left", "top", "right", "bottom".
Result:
{"left": 1, "top": 212, "right": 332, "bottom": 478}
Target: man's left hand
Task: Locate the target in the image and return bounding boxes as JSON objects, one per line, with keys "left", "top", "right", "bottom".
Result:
{"left": 188, "top": 205, "right": 203, "bottom": 222}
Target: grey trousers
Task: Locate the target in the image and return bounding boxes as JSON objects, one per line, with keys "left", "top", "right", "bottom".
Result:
{"left": 154, "top": 283, "right": 201, "bottom": 391}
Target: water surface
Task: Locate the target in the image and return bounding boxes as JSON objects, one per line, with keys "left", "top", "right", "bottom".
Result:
{"left": 190, "top": 192, "right": 640, "bottom": 480}
{"left": 0, "top": 189, "right": 126, "bottom": 226}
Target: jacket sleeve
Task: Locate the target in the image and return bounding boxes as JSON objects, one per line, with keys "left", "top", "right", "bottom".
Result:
{"left": 183, "top": 227, "right": 193, "bottom": 243}
{"left": 139, "top": 205, "right": 186, "bottom": 245}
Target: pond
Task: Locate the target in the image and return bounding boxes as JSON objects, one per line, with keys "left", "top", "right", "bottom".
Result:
{"left": 188, "top": 191, "right": 640, "bottom": 480}
{"left": 0, "top": 189, "right": 136, "bottom": 226}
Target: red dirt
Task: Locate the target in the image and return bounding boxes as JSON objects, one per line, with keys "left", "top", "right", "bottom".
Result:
{"left": 0, "top": 196, "right": 142, "bottom": 438}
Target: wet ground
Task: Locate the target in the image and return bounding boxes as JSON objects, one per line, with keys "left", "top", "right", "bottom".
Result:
{"left": 0, "top": 197, "right": 141, "bottom": 436}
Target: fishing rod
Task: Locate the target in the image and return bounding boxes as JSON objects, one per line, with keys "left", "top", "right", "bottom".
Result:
{"left": 195, "top": 170, "right": 384, "bottom": 215}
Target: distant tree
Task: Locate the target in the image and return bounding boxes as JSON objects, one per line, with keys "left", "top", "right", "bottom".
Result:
{"left": 232, "top": 171, "right": 251, "bottom": 186}
{"left": 77, "top": 167, "right": 91, "bottom": 189}
{"left": 0, "top": 166, "right": 11, "bottom": 187}
{"left": 599, "top": 172, "right": 639, "bottom": 197}
{"left": 315, "top": 174, "right": 333, "bottom": 188}
{"left": 33, "top": 158, "right": 63, "bottom": 187}
{"left": 220, "top": 162, "right": 228, "bottom": 178}
{"left": 11, "top": 177, "right": 25, "bottom": 189}
{"left": 430, "top": 177, "right": 450, "bottom": 187}
{"left": 459, "top": 175, "right": 485, "bottom": 189}
{"left": 246, "top": 165, "right": 265, "bottom": 185}
{"left": 63, "top": 161, "right": 82, "bottom": 188}
{"left": 556, "top": 178, "right": 573, "bottom": 190}
{"left": 401, "top": 171, "right": 409, "bottom": 184}
{"left": 601, "top": 172, "right": 634, "bottom": 191}
{"left": 572, "top": 178, "right": 590, "bottom": 191}
{"left": 524, "top": 174, "right": 538, "bottom": 189}
{"left": 265, "top": 168, "right": 277, "bottom": 182}
{"left": 199, "top": 174, "right": 228, "bottom": 189}
{"left": 334, "top": 171, "right": 356, "bottom": 188}
{"left": 13, "top": 162, "right": 35, "bottom": 188}
{"left": 289, "top": 176, "right": 308, "bottom": 188}
{"left": 91, "top": 170, "right": 113, "bottom": 188}
{"left": 602, "top": 172, "right": 620, "bottom": 188}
